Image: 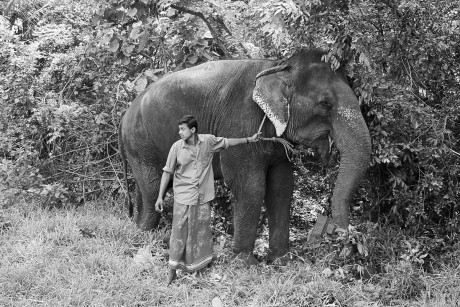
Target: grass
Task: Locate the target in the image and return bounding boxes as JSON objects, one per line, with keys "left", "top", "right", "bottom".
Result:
{"left": 1, "top": 197, "right": 460, "bottom": 307}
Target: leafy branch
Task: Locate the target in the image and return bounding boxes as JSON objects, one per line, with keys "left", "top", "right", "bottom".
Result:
{"left": 170, "top": 4, "right": 230, "bottom": 57}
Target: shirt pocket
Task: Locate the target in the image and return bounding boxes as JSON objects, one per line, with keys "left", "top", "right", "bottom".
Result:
{"left": 200, "top": 150, "right": 213, "bottom": 166}
{"left": 177, "top": 148, "right": 194, "bottom": 168}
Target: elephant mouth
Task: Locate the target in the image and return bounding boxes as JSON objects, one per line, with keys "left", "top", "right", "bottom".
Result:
{"left": 293, "top": 131, "right": 332, "bottom": 150}
{"left": 292, "top": 132, "right": 334, "bottom": 165}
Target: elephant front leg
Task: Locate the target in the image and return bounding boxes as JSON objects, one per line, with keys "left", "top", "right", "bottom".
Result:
{"left": 230, "top": 170, "right": 266, "bottom": 266}
{"left": 265, "top": 160, "right": 294, "bottom": 264}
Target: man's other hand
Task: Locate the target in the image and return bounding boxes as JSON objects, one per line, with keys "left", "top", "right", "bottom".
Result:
{"left": 155, "top": 199, "right": 164, "bottom": 212}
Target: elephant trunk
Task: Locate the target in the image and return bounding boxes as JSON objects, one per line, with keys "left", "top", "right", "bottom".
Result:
{"left": 330, "top": 104, "right": 371, "bottom": 228}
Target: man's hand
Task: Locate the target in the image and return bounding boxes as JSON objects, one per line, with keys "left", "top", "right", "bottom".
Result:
{"left": 228, "top": 133, "right": 262, "bottom": 147}
{"left": 248, "top": 132, "right": 262, "bottom": 143}
{"left": 155, "top": 198, "right": 164, "bottom": 212}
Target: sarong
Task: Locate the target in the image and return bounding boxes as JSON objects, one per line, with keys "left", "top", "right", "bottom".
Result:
{"left": 168, "top": 201, "right": 213, "bottom": 272}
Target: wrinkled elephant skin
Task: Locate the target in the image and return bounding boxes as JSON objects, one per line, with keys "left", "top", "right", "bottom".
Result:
{"left": 119, "top": 50, "right": 371, "bottom": 264}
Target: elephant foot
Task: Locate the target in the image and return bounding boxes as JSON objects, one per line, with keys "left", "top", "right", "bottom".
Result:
{"left": 139, "top": 220, "right": 161, "bottom": 232}
{"left": 267, "top": 252, "right": 292, "bottom": 266}
{"left": 232, "top": 252, "right": 259, "bottom": 267}
{"left": 136, "top": 211, "right": 161, "bottom": 231}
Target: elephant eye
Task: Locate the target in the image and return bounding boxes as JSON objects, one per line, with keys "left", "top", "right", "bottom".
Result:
{"left": 314, "top": 100, "right": 332, "bottom": 116}
{"left": 318, "top": 100, "right": 332, "bottom": 110}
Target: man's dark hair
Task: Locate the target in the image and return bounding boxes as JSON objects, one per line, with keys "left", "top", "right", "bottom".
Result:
{"left": 179, "top": 115, "right": 198, "bottom": 132}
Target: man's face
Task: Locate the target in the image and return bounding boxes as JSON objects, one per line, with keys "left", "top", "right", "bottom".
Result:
{"left": 178, "top": 123, "right": 195, "bottom": 140}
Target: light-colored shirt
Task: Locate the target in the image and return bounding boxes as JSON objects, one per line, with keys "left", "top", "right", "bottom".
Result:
{"left": 163, "top": 134, "right": 229, "bottom": 205}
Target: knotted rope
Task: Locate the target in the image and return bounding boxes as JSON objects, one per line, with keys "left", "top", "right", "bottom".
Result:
{"left": 256, "top": 114, "right": 297, "bottom": 161}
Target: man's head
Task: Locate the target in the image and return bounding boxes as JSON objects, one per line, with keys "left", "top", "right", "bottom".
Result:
{"left": 178, "top": 115, "right": 198, "bottom": 141}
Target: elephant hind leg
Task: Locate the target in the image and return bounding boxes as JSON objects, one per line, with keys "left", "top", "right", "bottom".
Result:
{"left": 134, "top": 182, "right": 143, "bottom": 224}
{"left": 137, "top": 182, "right": 161, "bottom": 230}
{"left": 130, "top": 161, "right": 162, "bottom": 230}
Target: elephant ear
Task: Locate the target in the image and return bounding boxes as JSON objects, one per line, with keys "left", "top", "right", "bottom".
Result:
{"left": 253, "top": 65, "right": 292, "bottom": 137}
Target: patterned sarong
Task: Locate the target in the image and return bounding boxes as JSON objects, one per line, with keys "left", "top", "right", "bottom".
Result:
{"left": 168, "top": 201, "right": 213, "bottom": 272}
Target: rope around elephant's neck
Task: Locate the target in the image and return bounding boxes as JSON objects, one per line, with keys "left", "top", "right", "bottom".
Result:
{"left": 257, "top": 114, "right": 296, "bottom": 161}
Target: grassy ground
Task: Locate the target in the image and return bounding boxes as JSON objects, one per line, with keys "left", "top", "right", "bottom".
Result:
{"left": 1, "top": 198, "right": 459, "bottom": 307}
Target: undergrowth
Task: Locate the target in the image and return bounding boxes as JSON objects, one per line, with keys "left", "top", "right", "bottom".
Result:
{"left": 2, "top": 196, "right": 459, "bottom": 307}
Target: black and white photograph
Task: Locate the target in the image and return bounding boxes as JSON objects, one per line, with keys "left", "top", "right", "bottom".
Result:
{"left": 1, "top": 0, "right": 459, "bottom": 306}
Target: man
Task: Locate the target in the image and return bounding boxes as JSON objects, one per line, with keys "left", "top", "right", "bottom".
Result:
{"left": 155, "top": 115, "right": 260, "bottom": 284}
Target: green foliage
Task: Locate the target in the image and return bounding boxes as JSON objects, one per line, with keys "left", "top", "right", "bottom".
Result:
{"left": 301, "top": 221, "right": 460, "bottom": 301}
{"left": 291, "top": 160, "right": 335, "bottom": 228}
{"left": 343, "top": 1, "right": 460, "bottom": 232}
{"left": 0, "top": 0, "right": 127, "bottom": 205}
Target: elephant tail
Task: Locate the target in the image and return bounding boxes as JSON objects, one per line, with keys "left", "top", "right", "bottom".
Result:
{"left": 118, "top": 117, "right": 134, "bottom": 217}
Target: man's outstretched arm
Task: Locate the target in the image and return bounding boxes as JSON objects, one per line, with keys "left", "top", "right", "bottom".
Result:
{"left": 227, "top": 132, "right": 261, "bottom": 147}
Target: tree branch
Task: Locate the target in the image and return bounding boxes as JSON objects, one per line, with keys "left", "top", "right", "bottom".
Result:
{"left": 214, "top": 15, "right": 232, "bottom": 36}
{"left": 213, "top": 13, "right": 252, "bottom": 58}
{"left": 170, "top": 4, "right": 231, "bottom": 57}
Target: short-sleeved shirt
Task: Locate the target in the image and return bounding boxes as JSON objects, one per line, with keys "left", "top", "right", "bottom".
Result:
{"left": 163, "top": 134, "right": 229, "bottom": 205}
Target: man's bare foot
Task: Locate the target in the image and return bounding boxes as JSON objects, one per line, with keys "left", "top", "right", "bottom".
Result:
{"left": 167, "top": 269, "right": 177, "bottom": 285}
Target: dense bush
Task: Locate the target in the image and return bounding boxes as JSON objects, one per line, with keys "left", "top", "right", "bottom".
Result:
{"left": 350, "top": 1, "right": 460, "bottom": 233}
{"left": 0, "top": 0, "right": 128, "bottom": 206}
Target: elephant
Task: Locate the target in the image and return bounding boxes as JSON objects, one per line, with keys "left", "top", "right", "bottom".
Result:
{"left": 118, "top": 49, "right": 371, "bottom": 264}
